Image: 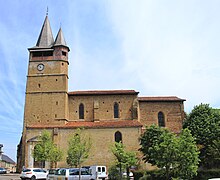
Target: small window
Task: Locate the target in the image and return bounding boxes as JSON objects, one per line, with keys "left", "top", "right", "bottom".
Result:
{"left": 115, "top": 131, "right": 122, "bottom": 143}
{"left": 38, "top": 84, "right": 41, "bottom": 88}
{"left": 79, "top": 103, "right": 84, "bottom": 119}
{"left": 32, "top": 52, "right": 42, "bottom": 57}
{"left": 114, "top": 102, "right": 119, "bottom": 118}
{"left": 43, "top": 51, "right": 53, "bottom": 56}
{"left": 32, "top": 51, "right": 53, "bottom": 57}
{"left": 158, "top": 111, "right": 165, "bottom": 127}
{"left": 62, "top": 51, "right": 67, "bottom": 56}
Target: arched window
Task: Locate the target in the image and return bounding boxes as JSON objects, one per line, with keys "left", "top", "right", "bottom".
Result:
{"left": 114, "top": 102, "right": 119, "bottom": 118}
{"left": 115, "top": 131, "right": 122, "bottom": 143}
{"left": 79, "top": 103, "right": 84, "bottom": 119}
{"left": 158, "top": 111, "right": 165, "bottom": 127}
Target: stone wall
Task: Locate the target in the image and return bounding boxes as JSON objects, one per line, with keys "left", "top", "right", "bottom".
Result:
{"left": 68, "top": 94, "right": 137, "bottom": 121}
{"left": 138, "top": 101, "right": 184, "bottom": 132}
{"left": 25, "top": 127, "right": 141, "bottom": 168}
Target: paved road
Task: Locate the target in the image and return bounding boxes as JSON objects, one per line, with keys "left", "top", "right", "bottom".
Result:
{"left": 0, "top": 173, "right": 20, "bottom": 180}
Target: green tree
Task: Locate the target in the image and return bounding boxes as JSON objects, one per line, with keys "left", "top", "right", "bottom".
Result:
{"left": 140, "top": 126, "right": 178, "bottom": 179}
{"left": 66, "top": 129, "right": 91, "bottom": 180}
{"left": 183, "top": 103, "right": 220, "bottom": 168}
{"left": 207, "top": 139, "right": 220, "bottom": 162}
{"left": 33, "top": 130, "right": 63, "bottom": 168}
{"left": 139, "top": 125, "right": 200, "bottom": 180}
{"left": 33, "top": 130, "right": 54, "bottom": 167}
{"left": 49, "top": 145, "right": 63, "bottom": 168}
{"left": 139, "top": 124, "right": 168, "bottom": 165}
{"left": 111, "top": 142, "right": 138, "bottom": 180}
{"left": 175, "top": 128, "right": 200, "bottom": 179}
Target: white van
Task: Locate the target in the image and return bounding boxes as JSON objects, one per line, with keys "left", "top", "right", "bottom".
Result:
{"left": 84, "top": 166, "right": 108, "bottom": 180}
{"left": 51, "top": 168, "right": 96, "bottom": 180}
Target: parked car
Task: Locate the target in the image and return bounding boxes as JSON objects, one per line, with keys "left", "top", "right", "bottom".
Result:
{"left": 20, "top": 168, "right": 48, "bottom": 180}
{"left": 47, "top": 168, "right": 59, "bottom": 180}
{"left": 52, "top": 168, "right": 95, "bottom": 180}
{"left": 0, "top": 167, "right": 7, "bottom": 174}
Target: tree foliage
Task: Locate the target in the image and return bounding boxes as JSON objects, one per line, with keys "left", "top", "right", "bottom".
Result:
{"left": 66, "top": 129, "right": 91, "bottom": 180}
{"left": 49, "top": 145, "right": 63, "bottom": 168}
{"left": 111, "top": 142, "right": 138, "bottom": 180}
{"left": 66, "top": 129, "right": 91, "bottom": 168}
{"left": 183, "top": 103, "right": 220, "bottom": 168}
{"left": 139, "top": 125, "right": 199, "bottom": 180}
{"left": 33, "top": 130, "right": 62, "bottom": 168}
{"left": 175, "top": 128, "right": 200, "bottom": 179}
{"left": 207, "top": 139, "right": 220, "bottom": 162}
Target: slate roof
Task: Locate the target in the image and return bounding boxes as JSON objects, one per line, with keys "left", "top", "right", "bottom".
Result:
{"left": 54, "top": 28, "right": 67, "bottom": 47}
{"left": 29, "top": 16, "right": 68, "bottom": 50}
{"left": 27, "top": 120, "right": 143, "bottom": 129}
{"left": 2, "top": 154, "right": 15, "bottom": 165}
{"left": 69, "top": 90, "right": 139, "bottom": 96}
{"left": 36, "top": 15, "right": 54, "bottom": 48}
{"left": 138, "top": 96, "right": 186, "bottom": 102}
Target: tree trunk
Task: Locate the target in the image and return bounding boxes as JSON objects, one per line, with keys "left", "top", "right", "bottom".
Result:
{"left": 165, "top": 166, "right": 170, "bottom": 180}
{"left": 126, "top": 167, "right": 130, "bottom": 180}
{"left": 119, "top": 163, "right": 122, "bottom": 180}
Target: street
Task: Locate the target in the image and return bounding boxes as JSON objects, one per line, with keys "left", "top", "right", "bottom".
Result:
{"left": 0, "top": 173, "right": 20, "bottom": 180}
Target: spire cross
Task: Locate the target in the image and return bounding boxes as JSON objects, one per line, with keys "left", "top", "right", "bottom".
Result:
{"left": 46, "top": 7, "right": 49, "bottom": 16}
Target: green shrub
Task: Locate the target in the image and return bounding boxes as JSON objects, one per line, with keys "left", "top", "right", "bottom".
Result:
{"left": 139, "top": 174, "right": 151, "bottom": 180}
{"left": 108, "top": 165, "right": 120, "bottom": 180}
{"left": 193, "top": 169, "right": 220, "bottom": 180}
{"left": 133, "top": 170, "right": 144, "bottom": 180}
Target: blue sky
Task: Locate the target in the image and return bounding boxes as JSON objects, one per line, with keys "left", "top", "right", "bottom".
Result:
{"left": 1, "top": 0, "right": 220, "bottom": 161}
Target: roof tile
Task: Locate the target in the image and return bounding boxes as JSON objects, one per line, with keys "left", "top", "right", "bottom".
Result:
{"left": 68, "top": 90, "right": 139, "bottom": 96}
{"left": 138, "top": 96, "right": 186, "bottom": 102}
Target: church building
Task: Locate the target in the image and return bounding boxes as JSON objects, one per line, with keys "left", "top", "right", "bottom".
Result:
{"left": 17, "top": 15, "right": 185, "bottom": 171}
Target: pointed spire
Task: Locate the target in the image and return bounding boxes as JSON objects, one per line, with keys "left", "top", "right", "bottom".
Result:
{"left": 54, "top": 27, "right": 67, "bottom": 46}
{"left": 36, "top": 15, "right": 54, "bottom": 47}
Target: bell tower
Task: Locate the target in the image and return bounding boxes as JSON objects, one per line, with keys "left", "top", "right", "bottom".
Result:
{"left": 24, "top": 15, "right": 70, "bottom": 127}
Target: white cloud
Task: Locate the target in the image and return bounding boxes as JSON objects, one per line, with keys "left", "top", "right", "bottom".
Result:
{"left": 105, "top": 0, "right": 220, "bottom": 111}
{"left": 2, "top": 0, "right": 220, "bottom": 160}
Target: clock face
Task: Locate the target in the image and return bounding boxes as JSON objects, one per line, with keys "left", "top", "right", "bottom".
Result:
{"left": 37, "top": 64, "right": 44, "bottom": 71}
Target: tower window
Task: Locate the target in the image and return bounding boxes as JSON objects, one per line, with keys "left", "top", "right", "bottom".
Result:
{"left": 32, "top": 51, "right": 53, "bottom": 57}
{"left": 79, "top": 103, "right": 84, "bottom": 119}
{"left": 115, "top": 131, "right": 122, "bottom": 143}
{"left": 38, "top": 84, "right": 41, "bottom": 88}
{"left": 158, "top": 111, "right": 165, "bottom": 127}
{"left": 62, "top": 51, "right": 67, "bottom": 56}
{"left": 114, "top": 102, "right": 119, "bottom": 118}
